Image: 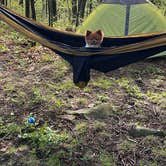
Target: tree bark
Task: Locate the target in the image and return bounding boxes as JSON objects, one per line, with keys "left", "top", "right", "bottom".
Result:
{"left": 30, "top": 0, "right": 36, "bottom": 20}
{"left": 0, "top": 0, "right": 7, "bottom": 6}
{"left": 79, "top": 0, "right": 87, "bottom": 20}
{"left": 72, "top": 0, "right": 77, "bottom": 24}
{"left": 52, "top": 0, "right": 57, "bottom": 21}
{"left": 48, "top": 0, "right": 55, "bottom": 26}
{"left": 19, "top": 0, "right": 23, "bottom": 6}
{"left": 25, "top": 0, "right": 30, "bottom": 18}
{"left": 76, "top": 0, "right": 87, "bottom": 27}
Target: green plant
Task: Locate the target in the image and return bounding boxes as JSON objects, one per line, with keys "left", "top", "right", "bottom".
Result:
{"left": 75, "top": 122, "right": 88, "bottom": 135}
{"left": 100, "top": 152, "right": 115, "bottom": 166}
{"left": 118, "top": 140, "right": 136, "bottom": 151}
{"left": 20, "top": 123, "right": 69, "bottom": 153}
{"left": 92, "top": 77, "right": 114, "bottom": 89}
{"left": 117, "top": 78, "right": 144, "bottom": 99}
{"left": 0, "top": 45, "right": 7, "bottom": 53}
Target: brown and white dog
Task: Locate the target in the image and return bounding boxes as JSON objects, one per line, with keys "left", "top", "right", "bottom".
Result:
{"left": 85, "top": 30, "right": 104, "bottom": 48}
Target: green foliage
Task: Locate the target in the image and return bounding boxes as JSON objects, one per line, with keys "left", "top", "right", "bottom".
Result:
{"left": 139, "top": 160, "right": 158, "bottom": 166}
{"left": 0, "top": 45, "right": 7, "bottom": 53}
{"left": 118, "top": 140, "right": 136, "bottom": 151}
{"left": 55, "top": 80, "right": 77, "bottom": 91}
{"left": 0, "top": 122, "right": 21, "bottom": 141}
{"left": 147, "top": 90, "right": 166, "bottom": 105}
{"left": 47, "top": 154, "right": 61, "bottom": 166}
{"left": 97, "top": 94, "right": 110, "bottom": 103}
{"left": 143, "top": 65, "right": 164, "bottom": 75}
{"left": 152, "top": 147, "right": 166, "bottom": 157}
{"left": 92, "top": 77, "right": 114, "bottom": 89}
{"left": 20, "top": 123, "right": 69, "bottom": 151}
{"left": 151, "top": 0, "right": 166, "bottom": 15}
{"left": 41, "top": 54, "right": 55, "bottom": 63}
{"left": 117, "top": 78, "right": 144, "bottom": 99}
{"left": 100, "top": 152, "right": 115, "bottom": 166}
{"left": 55, "top": 98, "right": 63, "bottom": 109}
{"left": 75, "top": 122, "right": 88, "bottom": 135}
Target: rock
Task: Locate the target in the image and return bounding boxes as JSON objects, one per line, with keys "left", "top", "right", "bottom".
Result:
{"left": 66, "top": 103, "right": 116, "bottom": 119}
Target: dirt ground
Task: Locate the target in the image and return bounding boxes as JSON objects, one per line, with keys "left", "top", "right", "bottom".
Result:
{"left": 0, "top": 23, "right": 166, "bottom": 166}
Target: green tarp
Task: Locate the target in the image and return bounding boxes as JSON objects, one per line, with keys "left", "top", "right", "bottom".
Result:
{"left": 77, "top": 3, "right": 166, "bottom": 36}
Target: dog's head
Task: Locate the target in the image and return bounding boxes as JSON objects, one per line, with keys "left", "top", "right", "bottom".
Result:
{"left": 85, "top": 30, "right": 104, "bottom": 47}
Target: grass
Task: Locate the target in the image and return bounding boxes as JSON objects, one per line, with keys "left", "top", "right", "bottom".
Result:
{"left": 117, "top": 77, "right": 145, "bottom": 99}
{"left": 75, "top": 122, "right": 88, "bottom": 135}
{"left": 118, "top": 140, "right": 136, "bottom": 152}
{"left": 100, "top": 152, "right": 115, "bottom": 166}
{"left": 92, "top": 76, "right": 115, "bottom": 89}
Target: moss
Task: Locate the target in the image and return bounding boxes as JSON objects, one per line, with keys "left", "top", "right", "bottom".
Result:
{"left": 143, "top": 65, "right": 164, "bottom": 75}
{"left": 152, "top": 147, "right": 166, "bottom": 157}
{"left": 92, "top": 77, "right": 114, "bottom": 89}
{"left": 93, "top": 121, "right": 106, "bottom": 132}
{"left": 139, "top": 160, "right": 158, "bottom": 166}
{"left": 55, "top": 80, "right": 77, "bottom": 91}
{"left": 147, "top": 90, "right": 166, "bottom": 105}
{"left": 117, "top": 78, "right": 144, "bottom": 99}
{"left": 118, "top": 140, "right": 136, "bottom": 151}
{"left": 100, "top": 152, "right": 115, "bottom": 166}
{"left": 97, "top": 94, "right": 110, "bottom": 102}
{"left": 75, "top": 122, "right": 88, "bottom": 135}
{"left": 75, "top": 97, "right": 88, "bottom": 105}
{"left": 47, "top": 155, "right": 61, "bottom": 166}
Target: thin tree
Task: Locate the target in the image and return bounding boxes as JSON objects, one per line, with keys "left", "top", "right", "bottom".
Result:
{"left": 0, "top": 0, "right": 7, "bottom": 6}
{"left": 48, "top": 0, "right": 57, "bottom": 26}
{"left": 30, "top": 0, "right": 36, "bottom": 20}
{"left": 79, "top": 0, "right": 87, "bottom": 20}
{"left": 75, "top": 0, "right": 87, "bottom": 27}
{"left": 72, "top": 0, "right": 77, "bottom": 24}
{"left": 25, "top": 0, "right": 30, "bottom": 18}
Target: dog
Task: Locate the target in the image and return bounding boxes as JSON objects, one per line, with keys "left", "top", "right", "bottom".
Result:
{"left": 85, "top": 30, "right": 104, "bottom": 48}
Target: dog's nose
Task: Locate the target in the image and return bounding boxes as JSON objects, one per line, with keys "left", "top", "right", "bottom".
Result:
{"left": 92, "top": 40, "right": 97, "bottom": 44}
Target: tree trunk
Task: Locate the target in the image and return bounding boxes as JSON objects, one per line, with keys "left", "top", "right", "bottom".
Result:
{"left": 19, "top": 0, "right": 24, "bottom": 6}
{"left": 30, "top": 0, "right": 36, "bottom": 20}
{"left": 47, "top": 0, "right": 57, "bottom": 26}
{"left": 72, "top": 0, "right": 77, "bottom": 24}
{"left": 52, "top": 0, "right": 57, "bottom": 21}
{"left": 76, "top": 0, "right": 87, "bottom": 27}
{"left": 0, "top": 0, "right": 7, "bottom": 6}
{"left": 88, "top": 0, "right": 93, "bottom": 15}
{"left": 25, "top": 0, "right": 30, "bottom": 18}
{"left": 79, "top": 0, "right": 87, "bottom": 20}
{"left": 45, "top": 0, "right": 48, "bottom": 17}
{"left": 66, "top": 0, "right": 72, "bottom": 22}
{"left": 19, "top": 0, "right": 23, "bottom": 6}
{"left": 48, "top": 0, "right": 53, "bottom": 26}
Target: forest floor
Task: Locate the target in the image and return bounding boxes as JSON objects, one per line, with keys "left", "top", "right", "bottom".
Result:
{"left": 0, "top": 22, "right": 166, "bottom": 166}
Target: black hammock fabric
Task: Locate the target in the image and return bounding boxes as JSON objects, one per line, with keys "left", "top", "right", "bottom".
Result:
{"left": 0, "top": 6, "right": 166, "bottom": 88}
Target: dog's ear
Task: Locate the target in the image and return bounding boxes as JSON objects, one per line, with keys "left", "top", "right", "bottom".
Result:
{"left": 96, "top": 30, "right": 104, "bottom": 36}
{"left": 86, "top": 30, "right": 92, "bottom": 36}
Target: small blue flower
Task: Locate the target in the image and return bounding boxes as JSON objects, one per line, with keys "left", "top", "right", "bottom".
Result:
{"left": 28, "top": 117, "right": 35, "bottom": 124}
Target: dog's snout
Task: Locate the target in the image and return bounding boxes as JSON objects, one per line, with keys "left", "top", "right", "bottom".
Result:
{"left": 92, "top": 40, "right": 97, "bottom": 44}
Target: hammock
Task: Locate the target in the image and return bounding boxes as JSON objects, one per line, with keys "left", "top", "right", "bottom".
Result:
{"left": 0, "top": 6, "right": 166, "bottom": 88}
